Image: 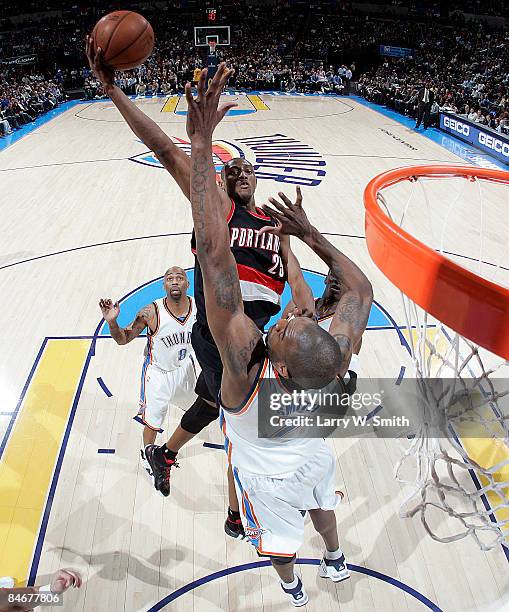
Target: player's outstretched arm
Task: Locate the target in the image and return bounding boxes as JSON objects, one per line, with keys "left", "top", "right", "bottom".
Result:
{"left": 99, "top": 299, "right": 155, "bottom": 344}
{"left": 85, "top": 35, "right": 230, "bottom": 213}
{"left": 262, "top": 191, "right": 372, "bottom": 374}
{"left": 186, "top": 66, "right": 262, "bottom": 406}
{"left": 86, "top": 35, "right": 193, "bottom": 198}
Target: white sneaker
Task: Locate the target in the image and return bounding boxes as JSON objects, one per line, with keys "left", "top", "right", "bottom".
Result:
{"left": 319, "top": 553, "right": 350, "bottom": 582}
{"left": 140, "top": 449, "right": 154, "bottom": 481}
{"left": 280, "top": 576, "right": 309, "bottom": 607}
{"left": 0, "top": 577, "right": 15, "bottom": 588}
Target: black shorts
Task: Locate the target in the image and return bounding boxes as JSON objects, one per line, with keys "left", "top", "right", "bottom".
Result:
{"left": 191, "top": 322, "right": 223, "bottom": 404}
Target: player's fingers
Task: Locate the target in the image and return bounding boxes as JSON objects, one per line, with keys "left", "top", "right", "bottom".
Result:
{"left": 261, "top": 205, "right": 285, "bottom": 222}
{"left": 197, "top": 68, "right": 208, "bottom": 99}
{"left": 63, "top": 569, "right": 82, "bottom": 588}
{"left": 184, "top": 82, "right": 194, "bottom": 107}
{"left": 267, "top": 197, "right": 288, "bottom": 213}
{"left": 295, "top": 186, "right": 302, "bottom": 206}
{"left": 218, "top": 66, "right": 234, "bottom": 90}
{"left": 217, "top": 102, "right": 237, "bottom": 122}
{"left": 278, "top": 191, "right": 293, "bottom": 208}
{"left": 258, "top": 224, "right": 280, "bottom": 236}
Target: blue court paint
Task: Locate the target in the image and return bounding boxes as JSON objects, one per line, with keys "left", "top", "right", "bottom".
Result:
{"left": 396, "top": 365, "right": 406, "bottom": 385}
{"left": 351, "top": 95, "right": 508, "bottom": 170}
{"left": 96, "top": 377, "right": 113, "bottom": 397}
{"left": 100, "top": 269, "right": 394, "bottom": 336}
{"left": 147, "top": 558, "right": 442, "bottom": 611}
{"left": 202, "top": 442, "right": 223, "bottom": 450}
{"left": 97, "top": 449, "right": 115, "bottom": 454}
{"left": 366, "top": 404, "right": 385, "bottom": 422}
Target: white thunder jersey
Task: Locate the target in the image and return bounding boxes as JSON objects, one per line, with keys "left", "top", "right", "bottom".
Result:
{"left": 147, "top": 297, "right": 196, "bottom": 370}
{"left": 220, "top": 358, "right": 326, "bottom": 478}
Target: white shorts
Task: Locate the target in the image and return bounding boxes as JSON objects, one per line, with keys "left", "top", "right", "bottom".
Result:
{"left": 134, "top": 356, "right": 197, "bottom": 432}
{"left": 232, "top": 442, "right": 340, "bottom": 558}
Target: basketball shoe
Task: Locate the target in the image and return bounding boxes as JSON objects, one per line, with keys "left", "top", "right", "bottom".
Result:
{"left": 319, "top": 552, "right": 350, "bottom": 582}
{"left": 140, "top": 449, "right": 154, "bottom": 481}
{"left": 144, "top": 444, "right": 179, "bottom": 497}
{"left": 280, "top": 576, "right": 309, "bottom": 607}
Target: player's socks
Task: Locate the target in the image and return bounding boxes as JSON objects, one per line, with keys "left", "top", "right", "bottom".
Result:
{"left": 319, "top": 548, "right": 350, "bottom": 582}
{"left": 280, "top": 575, "right": 309, "bottom": 607}
{"left": 224, "top": 507, "right": 246, "bottom": 540}
{"left": 145, "top": 444, "right": 179, "bottom": 497}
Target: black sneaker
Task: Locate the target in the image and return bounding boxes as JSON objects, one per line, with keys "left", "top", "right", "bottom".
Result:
{"left": 144, "top": 444, "right": 179, "bottom": 497}
{"left": 224, "top": 515, "right": 246, "bottom": 540}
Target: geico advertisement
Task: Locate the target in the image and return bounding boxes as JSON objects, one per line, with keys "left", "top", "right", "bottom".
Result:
{"left": 440, "top": 113, "right": 509, "bottom": 162}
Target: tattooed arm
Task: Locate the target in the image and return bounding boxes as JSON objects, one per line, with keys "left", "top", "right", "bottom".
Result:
{"left": 304, "top": 228, "right": 372, "bottom": 375}
{"left": 262, "top": 191, "right": 372, "bottom": 376}
{"left": 99, "top": 299, "right": 156, "bottom": 345}
{"left": 85, "top": 36, "right": 231, "bottom": 214}
{"left": 186, "top": 65, "right": 263, "bottom": 407}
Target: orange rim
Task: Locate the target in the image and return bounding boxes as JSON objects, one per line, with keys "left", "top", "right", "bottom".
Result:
{"left": 364, "top": 165, "right": 509, "bottom": 360}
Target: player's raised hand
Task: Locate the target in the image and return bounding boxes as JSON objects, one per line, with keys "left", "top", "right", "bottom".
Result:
{"left": 85, "top": 35, "right": 114, "bottom": 89}
{"left": 50, "top": 568, "right": 82, "bottom": 594}
{"left": 185, "top": 63, "right": 237, "bottom": 140}
{"left": 99, "top": 298, "right": 120, "bottom": 322}
{"left": 260, "top": 187, "right": 312, "bottom": 239}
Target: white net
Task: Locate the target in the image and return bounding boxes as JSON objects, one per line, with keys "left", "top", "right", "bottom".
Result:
{"left": 375, "top": 168, "right": 509, "bottom": 550}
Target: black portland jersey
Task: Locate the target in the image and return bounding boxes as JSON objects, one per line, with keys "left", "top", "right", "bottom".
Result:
{"left": 191, "top": 199, "right": 288, "bottom": 330}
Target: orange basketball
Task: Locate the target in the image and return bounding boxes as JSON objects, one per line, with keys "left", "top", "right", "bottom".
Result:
{"left": 92, "top": 11, "right": 154, "bottom": 71}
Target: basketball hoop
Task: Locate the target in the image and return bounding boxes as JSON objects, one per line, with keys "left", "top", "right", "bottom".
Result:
{"left": 364, "top": 164, "right": 509, "bottom": 550}
{"left": 208, "top": 40, "right": 217, "bottom": 55}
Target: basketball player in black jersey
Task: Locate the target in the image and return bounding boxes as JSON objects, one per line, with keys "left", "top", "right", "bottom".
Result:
{"left": 87, "top": 41, "right": 314, "bottom": 537}
{"left": 185, "top": 64, "right": 373, "bottom": 605}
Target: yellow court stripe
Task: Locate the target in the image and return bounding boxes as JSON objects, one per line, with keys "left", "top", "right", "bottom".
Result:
{"left": 247, "top": 94, "right": 269, "bottom": 111}
{"left": 402, "top": 327, "right": 509, "bottom": 539}
{"left": 161, "top": 96, "right": 179, "bottom": 112}
{"left": 0, "top": 339, "right": 90, "bottom": 584}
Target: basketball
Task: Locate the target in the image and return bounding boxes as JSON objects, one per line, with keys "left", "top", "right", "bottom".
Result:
{"left": 91, "top": 11, "right": 154, "bottom": 71}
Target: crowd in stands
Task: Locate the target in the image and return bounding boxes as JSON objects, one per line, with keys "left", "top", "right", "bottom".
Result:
{"left": 0, "top": 69, "right": 65, "bottom": 135}
{"left": 357, "top": 19, "right": 509, "bottom": 133}
{"left": 0, "top": 0, "right": 508, "bottom": 139}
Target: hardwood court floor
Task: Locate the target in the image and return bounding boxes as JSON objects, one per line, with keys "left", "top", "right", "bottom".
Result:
{"left": 0, "top": 94, "right": 508, "bottom": 611}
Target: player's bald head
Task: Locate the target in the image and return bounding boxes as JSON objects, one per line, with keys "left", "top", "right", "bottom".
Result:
{"left": 165, "top": 266, "right": 186, "bottom": 277}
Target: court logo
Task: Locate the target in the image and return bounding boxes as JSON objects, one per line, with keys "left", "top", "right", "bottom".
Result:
{"left": 129, "top": 133, "right": 327, "bottom": 187}
{"left": 129, "top": 137, "right": 245, "bottom": 174}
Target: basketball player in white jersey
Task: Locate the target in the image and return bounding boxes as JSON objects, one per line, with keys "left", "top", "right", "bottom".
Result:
{"left": 186, "top": 65, "right": 372, "bottom": 605}
{"left": 99, "top": 266, "right": 198, "bottom": 485}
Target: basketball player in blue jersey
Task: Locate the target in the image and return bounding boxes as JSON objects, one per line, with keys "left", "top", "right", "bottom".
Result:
{"left": 184, "top": 65, "right": 372, "bottom": 606}
{"left": 87, "top": 40, "right": 313, "bottom": 537}
{"left": 99, "top": 267, "right": 198, "bottom": 478}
